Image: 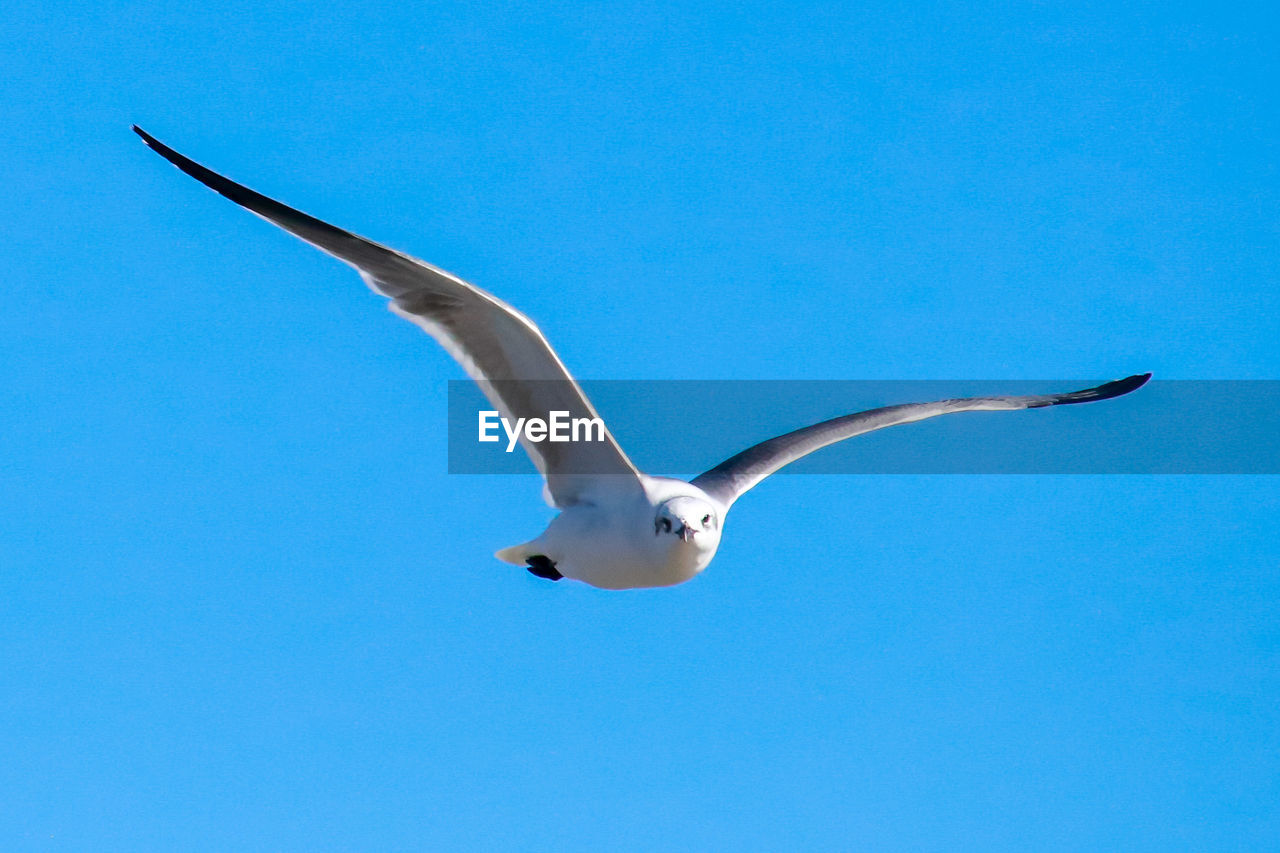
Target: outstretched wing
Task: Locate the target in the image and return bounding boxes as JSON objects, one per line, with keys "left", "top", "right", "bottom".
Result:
{"left": 134, "top": 126, "right": 643, "bottom": 507}
{"left": 691, "top": 374, "right": 1151, "bottom": 508}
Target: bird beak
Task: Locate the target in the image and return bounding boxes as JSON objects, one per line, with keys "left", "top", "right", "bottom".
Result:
{"left": 679, "top": 523, "right": 696, "bottom": 542}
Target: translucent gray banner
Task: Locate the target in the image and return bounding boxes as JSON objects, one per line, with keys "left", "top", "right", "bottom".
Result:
{"left": 446, "top": 380, "right": 1279, "bottom": 475}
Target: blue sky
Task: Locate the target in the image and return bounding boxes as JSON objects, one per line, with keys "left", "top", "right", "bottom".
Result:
{"left": 2, "top": 0, "right": 1278, "bottom": 849}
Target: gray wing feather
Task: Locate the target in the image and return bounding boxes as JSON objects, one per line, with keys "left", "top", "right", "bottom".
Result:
{"left": 691, "top": 374, "right": 1151, "bottom": 508}
{"left": 134, "top": 126, "right": 642, "bottom": 506}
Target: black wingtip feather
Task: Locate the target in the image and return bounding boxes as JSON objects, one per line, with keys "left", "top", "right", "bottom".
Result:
{"left": 1053, "top": 372, "right": 1152, "bottom": 406}
{"left": 130, "top": 126, "right": 228, "bottom": 193}
{"left": 1094, "top": 372, "right": 1152, "bottom": 399}
{"left": 130, "top": 125, "right": 367, "bottom": 252}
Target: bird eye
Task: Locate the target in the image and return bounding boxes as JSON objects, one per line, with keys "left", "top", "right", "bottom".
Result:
{"left": 702, "top": 514, "right": 711, "bottom": 526}
{"left": 661, "top": 518, "right": 672, "bottom": 532}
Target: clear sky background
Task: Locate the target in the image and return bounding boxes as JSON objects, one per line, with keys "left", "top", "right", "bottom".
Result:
{"left": 2, "top": 1, "right": 1278, "bottom": 849}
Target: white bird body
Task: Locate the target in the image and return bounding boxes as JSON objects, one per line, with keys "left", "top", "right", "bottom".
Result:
{"left": 134, "top": 126, "right": 1149, "bottom": 590}
{"left": 496, "top": 477, "right": 722, "bottom": 589}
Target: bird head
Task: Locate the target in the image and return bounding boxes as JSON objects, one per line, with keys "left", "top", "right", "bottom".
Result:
{"left": 654, "top": 496, "right": 721, "bottom": 550}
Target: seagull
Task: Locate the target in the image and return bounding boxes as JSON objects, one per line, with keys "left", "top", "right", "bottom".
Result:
{"left": 134, "top": 126, "right": 1150, "bottom": 590}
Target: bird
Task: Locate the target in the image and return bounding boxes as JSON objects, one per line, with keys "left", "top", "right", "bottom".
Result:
{"left": 133, "top": 126, "right": 1150, "bottom": 590}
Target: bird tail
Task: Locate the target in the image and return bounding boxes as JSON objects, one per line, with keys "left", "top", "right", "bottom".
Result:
{"left": 495, "top": 541, "right": 536, "bottom": 565}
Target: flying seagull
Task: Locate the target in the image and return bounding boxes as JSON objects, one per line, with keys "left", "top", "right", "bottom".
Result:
{"left": 133, "top": 126, "right": 1150, "bottom": 590}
